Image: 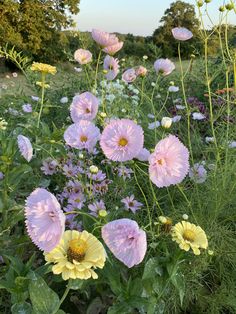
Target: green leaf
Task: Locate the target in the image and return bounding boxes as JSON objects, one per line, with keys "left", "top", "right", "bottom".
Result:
{"left": 170, "top": 272, "right": 185, "bottom": 306}
{"left": 142, "top": 258, "right": 163, "bottom": 280}
{"left": 86, "top": 297, "right": 104, "bottom": 314}
{"left": 107, "top": 302, "right": 131, "bottom": 314}
{"left": 11, "top": 302, "right": 32, "bottom": 314}
{"left": 69, "top": 278, "right": 84, "bottom": 290}
{"left": 28, "top": 272, "right": 59, "bottom": 314}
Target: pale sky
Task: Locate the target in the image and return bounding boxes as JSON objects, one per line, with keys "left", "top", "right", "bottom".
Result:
{"left": 73, "top": 0, "right": 235, "bottom": 36}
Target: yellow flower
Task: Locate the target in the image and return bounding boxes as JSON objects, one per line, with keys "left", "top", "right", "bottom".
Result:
{"left": 31, "top": 62, "right": 57, "bottom": 75}
{"left": 44, "top": 230, "right": 106, "bottom": 280}
{"left": 0, "top": 118, "right": 8, "bottom": 130}
{"left": 172, "top": 221, "right": 208, "bottom": 255}
{"left": 36, "top": 81, "right": 50, "bottom": 88}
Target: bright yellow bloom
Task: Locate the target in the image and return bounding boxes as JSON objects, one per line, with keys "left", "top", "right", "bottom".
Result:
{"left": 31, "top": 62, "right": 57, "bottom": 75}
{"left": 172, "top": 221, "right": 208, "bottom": 255}
{"left": 44, "top": 230, "right": 106, "bottom": 280}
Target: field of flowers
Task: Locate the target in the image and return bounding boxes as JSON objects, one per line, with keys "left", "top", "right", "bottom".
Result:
{"left": 0, "top": 2, "right": 236, "bottom": 314}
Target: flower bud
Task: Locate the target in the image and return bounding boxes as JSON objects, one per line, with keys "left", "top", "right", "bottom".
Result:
{"left": 182, "top": 214, "right": 189, "bottom": 220}
{"left": 100, "top": 112, "right": 107, "bottom": 118}
{"left": 158, "top": 216, "right": 167, "bottom": 224}
{"left": 197, "top": 0, "right": 204, "bottom": 7}
{"left": 170, "top": 81, "right": 175, "bottom": 86}
{"left": 161, "top": 117, "right": 172, "bottom": 129}
{"left": 219, "top": 5, "right": 226, "bottom": 12}
{"left": 79, "top": 153, "right": 84, "bottom": 159}
{"left": 89, "top": 165, "right": 99, "bottom": 174}
{"left": 143, "top": 55, "right": 148, "bottom": 60}
{"left": 208, "top": 250, "right": 214, "bottom": 256}
{"left": 225, "top": 3, "right": 234, "bottom": 10}
{"left": 205, "top": 0, "right": 212, "bottom": 3}
{"left": 99, "top": 209, "right": 108, "bottom": 217}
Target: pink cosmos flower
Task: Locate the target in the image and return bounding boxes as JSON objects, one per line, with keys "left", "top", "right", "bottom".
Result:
{"left": 70, "top": 92, "right": 99, "bottom": 122}
{"left": 64, "top": 120, "right": 100, "bottom": 152}
{"left": 172, "top": 27, "right": 193, "bottom": 41}
{"left": 102, "top": 218, "right": 147, "bottom": 268}
{"left": 74, "top": 49, "right": 92, "bottom": 64}
{"left": 135, "top": 66, "right": 147, "bottom": 77}
{"left": 135, "top": 148, "right": 150, "bottom": 161}
{"left": 103, "top": 42, "right": 124, "bottom": 55}
{"left": 100, "top": 119, "right": 144, "bottom": 162}
{"left": 154, "top": 59, "right": 175, "bottom": 76}
{"left": 25, "top": 188, "right": 65, "bottom": 252}
{"left": 103, "top": 55, "right": 120, "bottom": 81}
{"left": 122, "top": 68, "right": 137, "bottom": 83}
{"left": 121, "top": 195, "right": 143, "bottom": 213}
{"left": 17, "top": 135, "right": 33, "bottom": 162}
{"left": 92, "top": 29, "right": 119, "bottom": 48}
{"left": 149, "top": 135, "right": 189, "bottom": 188}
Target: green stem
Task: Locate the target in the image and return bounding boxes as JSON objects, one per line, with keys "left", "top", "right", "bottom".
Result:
{"left": 94, "top": 50, "right": 102, "bottom": 90}
{"left": 37, "top": 73, "right": 46, "bottom": 128}
{"left": 53, "top": 280, "right": 71, "bottom": 314}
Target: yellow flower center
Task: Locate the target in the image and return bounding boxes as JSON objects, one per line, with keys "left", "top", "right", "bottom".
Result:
{"left": 183, "top": 229, "right": 195, "bottom": 242}
{"left": 118, "top": 137, "right": 128, "bottom": 147}
{"left": 157, "top": 158, "right": 164, "bottom": 165}
{"left": 67, "top": 238, "right": 87, "bottom": 263}
{"left": 80, "top": 135, "right": 88, "bottom": 142}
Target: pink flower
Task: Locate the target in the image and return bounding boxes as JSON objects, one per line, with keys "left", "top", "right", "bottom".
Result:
{"left": 100, "top": 119, "right": 144, "bottom": 162}
{"left": 70, "top": 92, "right": 99, "bottom": 122}
{"left": 103, "top": 42, "right": 123, "bottom": 55}
{"left": 154, "top": 59, "right": 175, "bottom": 76}
{"left": 92, "top": 29, "right": 119, "bottom": 48}
{"left": 64, "top": 120, "right": 100, "bottom": 152}
{"left": 102, "top": 218, "right": 147, "bottom": 268}
{"left": 103, "top": 55, "right": 120, "bottom": 81}
{"left": 74, "top": 49, "right": 92, "bottom": 64}
{"left": 135, "top": 66, "right": 147, "bottom": 77}
{"left": 25, "top": 188, "right": 65, "bottom": 252}
{"left": 17, "top": 135, "right": 33, "bottom": 162}
{"left": 122, "top": 68, "right": 137, "bottom": 83}
{"left": 172, "top": 27, "right": 193, "bottom": 41}
{"left": 149, "top": 135, "right": 189, "bottom": 188}
{"left": 135, "top": 148, "right": 150, "bottom": 161}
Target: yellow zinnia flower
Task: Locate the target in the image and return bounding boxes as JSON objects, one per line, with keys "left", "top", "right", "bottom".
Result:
{"left": 31, "top": 62, "right": 57, "bottom": 75}
{"left": 172, "top": 221, "right": 208, "bottom": 255}
{"left": 44, "top": 230, "right": 106, "bottom": 280}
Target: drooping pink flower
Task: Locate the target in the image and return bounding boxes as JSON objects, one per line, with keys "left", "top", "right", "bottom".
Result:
{"left": 17, "top": 135, "right": 33, "bottom": 162}
{"left": 100, "top": 119, "right": 144, "bottom": 162}
{"left": 172, "top": 27, "right": 193, "bottom": 41}
{"left": 135, "top": 148, "right": 150, "bottom": 161}
{"left": 154, "top": 59, "right": 175, "bottom": 76}
{"left": 102, "top": 218, "right": 147, "bottom": 268}
{"left": 64, "top": 120, "right": 100, "bottom": 152}
{"left": 25, "top": 188, "right": 65, "bottom": 252}
{"left": 103, "top": 42, "right": 124, "bottom": 55}
{"left": 70, "top": 92, "right": 99, "bottom": 122}
{"left": 135, "top": 66, "right": 147, "bottom": 77}
{"left": 92, "top": 29, "right": 119, "bottom": 48}
{"left": 103, "top": 55, "right": 120, "bottom": 81}
{"left": 74, "top": 49, "right": 92, "bottom": 64}
{"left": 122, "top": 68, "right": 137, "bottom": 83}
{"left": 149, "top": 135, "right": 189, "bottom": 188}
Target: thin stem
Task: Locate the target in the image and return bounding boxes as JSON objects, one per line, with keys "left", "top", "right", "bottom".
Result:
{"left": 53, "top": 280, "right": 71, "bottom": 314}
{"left": 37, "top": 73, "right": 46, "bottom": 128}
{"left": 94, "top": 50, "right": 102, "bottom": 90}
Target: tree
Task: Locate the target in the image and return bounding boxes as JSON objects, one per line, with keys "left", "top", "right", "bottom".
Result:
{"left": 0, "top": 0, "right": 80, "bottom": 61}
{"left": 152, "top": 1, "right": 202, "bottom": 58}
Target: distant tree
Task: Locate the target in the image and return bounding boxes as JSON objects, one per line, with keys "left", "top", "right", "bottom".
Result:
{"left": 0, "top": 0, "right": 80, "bottom": 61}
{"left": 152, "top": 1, "right": 202, "bottom": 58}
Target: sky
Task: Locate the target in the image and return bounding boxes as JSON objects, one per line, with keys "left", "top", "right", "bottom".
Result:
{"left": 73, "top": 0, "right": 235, "bottom": 36}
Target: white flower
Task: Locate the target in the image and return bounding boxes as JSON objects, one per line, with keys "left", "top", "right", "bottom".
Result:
{"left": 176, "top": 105, "right": 185, "bottom": 110}
{"left": 148, "top": 114, "right": 155, "bottom": 119}
{"left": 192, "top": 112, "right": 206, "bottom": 120}
{"left": 17, "top": 135, "right": 33, "bottom": 162}
{"left": 229, "top": 141, "right": 236, "bottom": 148}
{"left": 74, "top": 67, "right": 82, "bottom": 73}
{"left": 161, "top": 117, "right": 172, "bottom": 129}
{"left": 60, "top": 97, "right": 68, "bottom": 104}
{"left": 189, "top": 163, "right": 207, "bottom": 183}
{"left": 205, "top": 137, "right": 214, "bottom": 143}
{"left": 168, "top": 86, "right": 179, "bottom": 92}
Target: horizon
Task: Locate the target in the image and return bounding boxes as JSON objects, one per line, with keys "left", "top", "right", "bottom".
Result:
{"left": 73, "top": 0, "right": 236, "bottom": 36}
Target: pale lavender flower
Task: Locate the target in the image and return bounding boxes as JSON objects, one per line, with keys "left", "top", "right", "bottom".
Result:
{"left": 102, "top": 218, "right": 147, "bottom": 268}
{"left": 41, "top": 158, "right": 58, "bottom": 175}
{"left": 0, "top": 172, "right": 4, "bottom": 180}
{"left": 148, "top": 121, "right": 160, "bottom": 129}
{"left": 121, "top": 195, "right": 143, "bottom": 213}
{"left": 62, "top": 163, "right": 79, "bottom": 177}
{"left": 117, "top": 166, "right": 133, "bottom": 179}
{"left": 87, "top": 170, "right": 106, "bottom": 182}
{"left": 172, "top": 115, "right": 182, "bottom": 123}
{"left": 135, "top": 148, "right": 150, "bottom": 161}
{"left": 229, "top": 141, "right": 236, "bottom": 148}
{"left": 168, "top": 86, "right": 179, "bottom": 92}
{"left": 88, "top": 200, "right": 106, "bottom": 217}
{"left": 192, "top": 112, "right": 206, "bottom": 120}
{"left": 172, "top": 27, "right": 193, "bottom": 41}
{"left": 189, "top": 163, "right": 207, "bottom": 183}
{"left": 22, "top": 103, "right": 32, "bottom": 113}
{"left": 60, "top": 97, "right": 68, "bottom": 104}
{"left": 68, "top": 192, "right": 85, "bottom": 209}
{"left": 31, "top": 96, "right": 39, "bottom": 101}
{"left": 17, "top": 135, "right": 33, "bottom": 162}
{"left": 122, "top": 69, "right": 137, "bottom": 83}
{"left": 103, "top": 55, "right": 120, "bottom": 81}
{"left": 154, "top": 59, "right": 175, "bottom": 76}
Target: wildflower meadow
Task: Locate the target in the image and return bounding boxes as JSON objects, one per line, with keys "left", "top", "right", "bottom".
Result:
{"left": 0, "top": 1, "right": 236, "bottom": 313}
